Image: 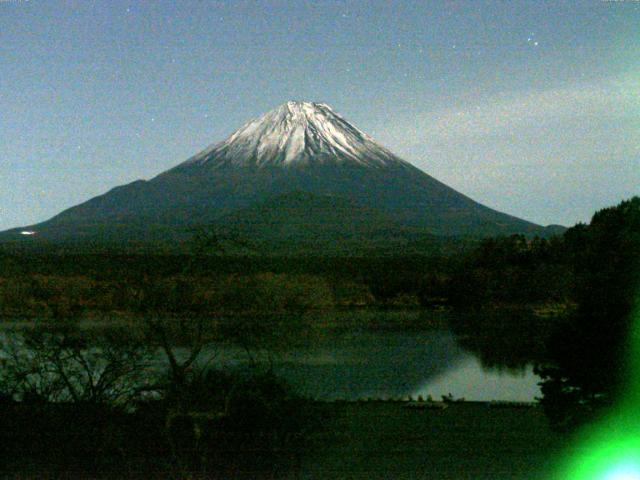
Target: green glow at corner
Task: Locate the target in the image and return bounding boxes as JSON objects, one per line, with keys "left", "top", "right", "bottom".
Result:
{"left": 603, "top": 462, "right": 640, "bottom": 480}
{"left": 554, "top": 305, "right": 640, "bottom": 479}
{"left": 557, "top": 430, "right": 640, "bottom": 480}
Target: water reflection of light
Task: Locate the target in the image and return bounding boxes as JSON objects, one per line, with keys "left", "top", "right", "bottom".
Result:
{"left": 411, "top": 355, "right": 541, "bottom": 402}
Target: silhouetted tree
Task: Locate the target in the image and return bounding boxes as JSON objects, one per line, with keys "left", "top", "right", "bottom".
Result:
{"left": 536, "top": 197, "right": 640, "bottom": 430}
{"left": 0, "top": 320, "right": 151, "bottom": 407}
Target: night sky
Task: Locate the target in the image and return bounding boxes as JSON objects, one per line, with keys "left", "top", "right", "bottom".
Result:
{"left": 2, "top": 0, "right": 639, "bottom": 230}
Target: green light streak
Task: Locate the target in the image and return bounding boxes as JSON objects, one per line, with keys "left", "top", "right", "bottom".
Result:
{"left": 553, "top": 304, "right": 640, "bottom": 479}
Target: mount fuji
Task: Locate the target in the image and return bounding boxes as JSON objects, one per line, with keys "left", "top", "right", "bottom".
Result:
{"left": 2, "top": 101, "right": 561, "bottom": 252}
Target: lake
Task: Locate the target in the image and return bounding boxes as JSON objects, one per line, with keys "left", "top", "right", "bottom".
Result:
{"left": 209, "top": 329, "right": 541, "bottom": 402}
{"left": 0, "top": 320, "right": 543, "bottom": 403}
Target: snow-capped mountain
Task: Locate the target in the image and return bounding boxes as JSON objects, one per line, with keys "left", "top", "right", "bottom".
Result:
{"left": 1, "top": 101, "right": 560, "bottom": 252}
{"left": 180, "top": 101, "right": 408, "bottom": 169}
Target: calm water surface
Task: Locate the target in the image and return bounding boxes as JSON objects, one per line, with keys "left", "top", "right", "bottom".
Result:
{"left": 209, "top": 329, "right": 541, "bottom": 401}
{"left": 0, "top": 325, "right": 542, "bottom": 402}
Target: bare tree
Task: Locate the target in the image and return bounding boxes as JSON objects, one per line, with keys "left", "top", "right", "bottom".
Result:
{"left": 0, "top": 320, "right": 153, "bottom": 407}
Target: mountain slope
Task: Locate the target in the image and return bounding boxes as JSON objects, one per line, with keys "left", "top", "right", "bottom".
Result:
{"left": 0, "top": 101, "right": 560, "bottom": 251}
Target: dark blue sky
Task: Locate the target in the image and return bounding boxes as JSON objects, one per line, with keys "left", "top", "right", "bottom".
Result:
{"left": 2, "top": 0, "right": 638, "bottom": 229}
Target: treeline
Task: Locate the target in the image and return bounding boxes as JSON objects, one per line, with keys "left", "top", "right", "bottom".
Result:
{"left": 536, "top": 197, "right": 640, "bottom": 430}
{"left": 445, "top": 235, "right": 574, "bottom": 308}
{"left": 0, "top": 272, "right": 336, "bottom": 320}
{"left": 0, "top": 234, "right": 583, "bottom": 321}
{"left": 8, "top": 204, "right": 633, "bottom": 331}
{"left": 0, "top": 251, "right": 448, "bottom": 279}
{"left": 10, "top": 196, "right": 640, "bottom": 321}
{"left": 0, "top": 253, "right": 450, "bottom": 320}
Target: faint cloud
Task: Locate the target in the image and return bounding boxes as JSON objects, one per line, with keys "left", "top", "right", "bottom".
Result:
{"left": 400, "top": 73, "right": 639, "bottom": 144}
{"left": 380, "top": 73, "right": 640, "bottom": 227}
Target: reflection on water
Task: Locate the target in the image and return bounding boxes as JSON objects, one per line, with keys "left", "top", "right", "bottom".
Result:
{"left": 208, "top": 329, "right": 542, "bottom": 401}
{"left": 411, "top": 356, "right": 540, "bottom": 402}
{"left": 271, "top": 331, "right": 465, "bottom": 400}
{"left": 1, "top": 323, "right": 543, "bottom": 402}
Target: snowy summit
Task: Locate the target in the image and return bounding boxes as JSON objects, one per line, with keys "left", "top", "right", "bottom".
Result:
{"left": 182, "top": 101, "right": 409, "bottom": 169}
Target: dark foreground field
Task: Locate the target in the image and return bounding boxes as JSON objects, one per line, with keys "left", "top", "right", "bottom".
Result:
{"left": 1, "top": 400, "right": 563, "bottom": 479}
{"left": 290, "top": 401, "right": 562, "bottom": 480}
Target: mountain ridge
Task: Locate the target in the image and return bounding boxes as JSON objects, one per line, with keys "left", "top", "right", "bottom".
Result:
{"left": 0, "top": 101, "right": 563, "bottom": 252}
